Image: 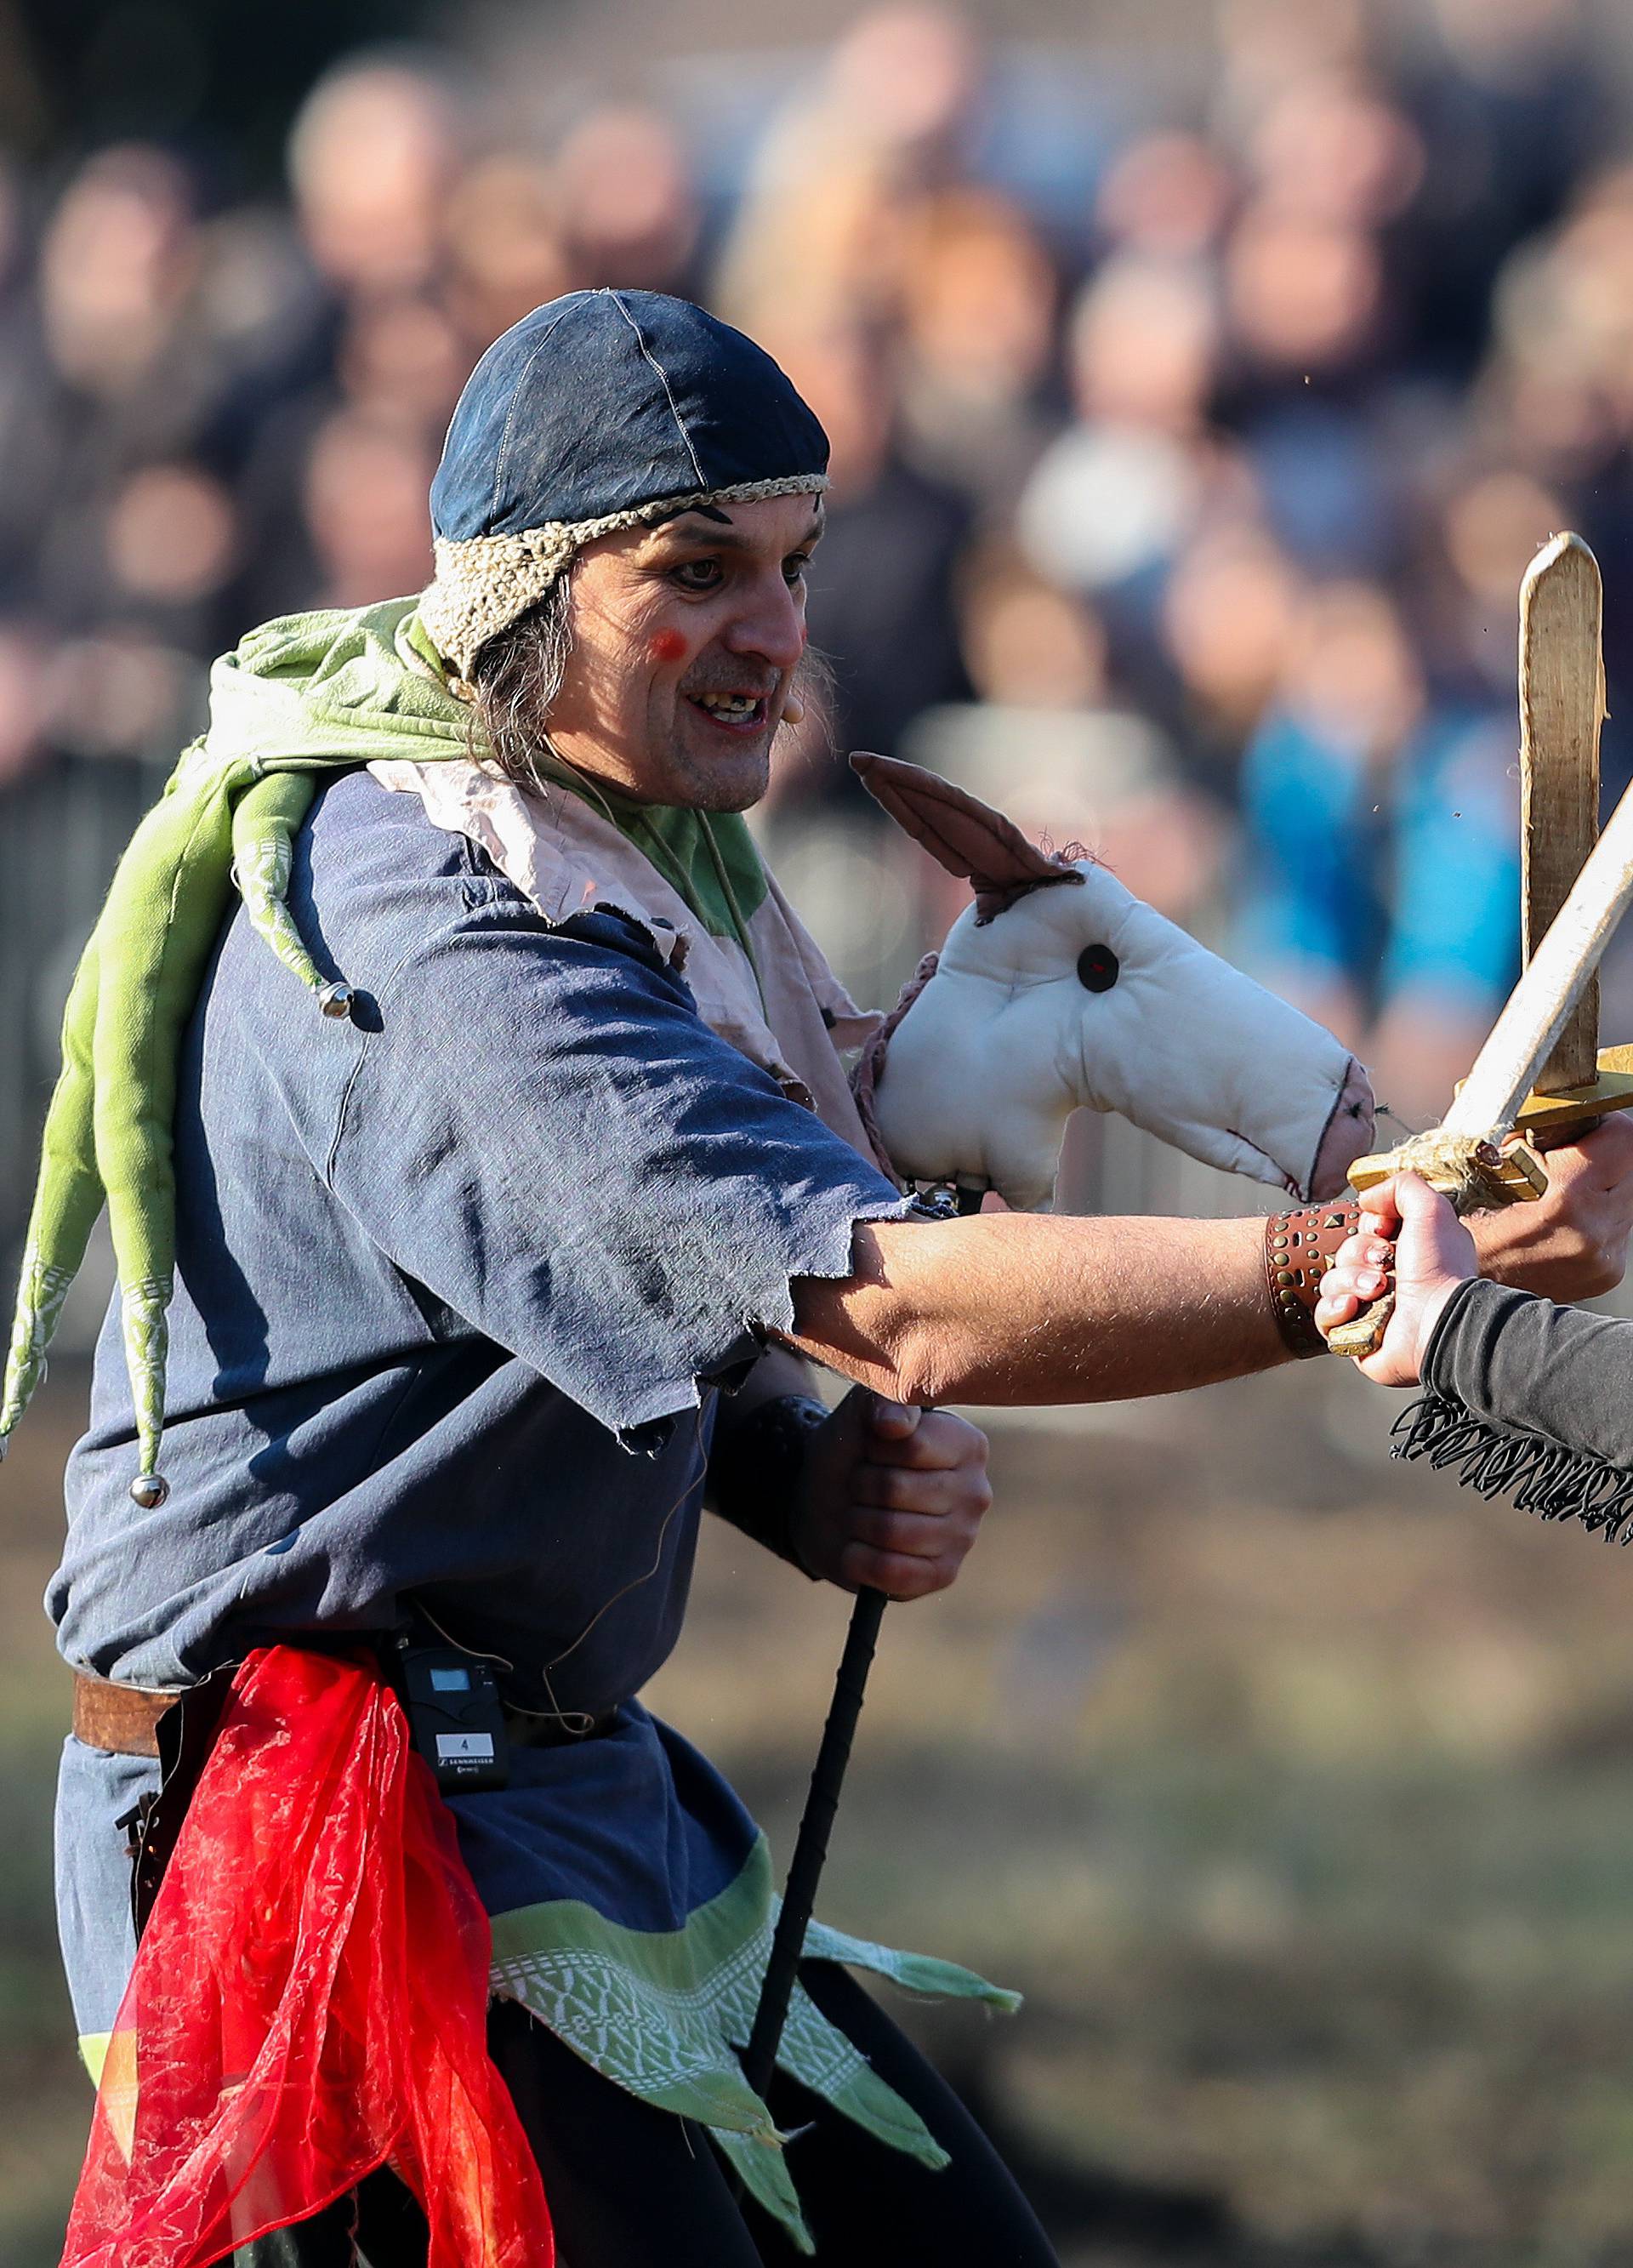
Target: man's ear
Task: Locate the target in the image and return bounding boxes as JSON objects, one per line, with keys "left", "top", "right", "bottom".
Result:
{"left": 851, "top": 751, "right": 1083, "bottom": 922}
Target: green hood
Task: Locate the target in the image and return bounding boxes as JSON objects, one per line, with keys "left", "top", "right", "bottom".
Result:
{"left": 205, "top": 599, "right": 471, "bottom": 769}
{"left": 0, "top": 598, "right": 769, "bottom": 1503}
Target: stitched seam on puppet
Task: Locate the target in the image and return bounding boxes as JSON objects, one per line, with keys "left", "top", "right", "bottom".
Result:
{"left": 610, "top": 290, "right": 706, "bottom": 487}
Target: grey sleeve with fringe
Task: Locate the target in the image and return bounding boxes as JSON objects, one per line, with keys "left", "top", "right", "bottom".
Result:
{"left": 1393, "top": 1277, "right": 1633, "bottom": 1537}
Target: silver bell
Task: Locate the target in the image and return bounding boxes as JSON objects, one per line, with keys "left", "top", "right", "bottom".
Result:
{"left": 318, "top": 981, "right": 356, "bottom": 1022}
{"left": 129, "top": 1471, "right": 170, "bottom": 1509}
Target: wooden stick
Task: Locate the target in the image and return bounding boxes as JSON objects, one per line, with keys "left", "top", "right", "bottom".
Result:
{"left": 739, "top": 1587, "right": 885, "bottom": 2104}
{"left": 1449, "top": 764, "right": 1633, "bottom": 1137}
{"left": 740, "top": 1204, "right": 985, "bottom": 2124}
{"left": 1521, "top": 533, "right": 1605, "bottom": 1094}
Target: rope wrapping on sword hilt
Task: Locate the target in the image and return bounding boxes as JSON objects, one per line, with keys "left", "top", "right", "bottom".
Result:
{"left": 1325, "top": 1134, "right": 1523, "bottom": 1359}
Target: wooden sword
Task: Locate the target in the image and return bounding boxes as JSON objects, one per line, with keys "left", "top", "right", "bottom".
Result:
{"left": 1329, "top": 532, "right": 1633, "bottom": 1357}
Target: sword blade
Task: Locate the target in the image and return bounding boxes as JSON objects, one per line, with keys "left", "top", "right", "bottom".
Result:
{"left": 1447, "top": 766, "right": 1633, "bottom": 1140}
{"left": 1520, "top": 532, "right": 1605, "bottom": 1092}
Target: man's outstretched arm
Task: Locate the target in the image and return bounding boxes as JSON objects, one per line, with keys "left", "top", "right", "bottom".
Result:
{"left": 788, "top": 1120, "right": 1633, "bottom": 1409}
{"left": 789, "top": 1211, "right": 1285, "bottom": 1406}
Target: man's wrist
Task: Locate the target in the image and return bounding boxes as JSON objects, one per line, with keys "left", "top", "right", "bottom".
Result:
{"left": 708, "top": 1394, "right": 828, "bottom": 1577}
{"left": 1264, "top": 1202, "right": 1363, "bottom": 1359}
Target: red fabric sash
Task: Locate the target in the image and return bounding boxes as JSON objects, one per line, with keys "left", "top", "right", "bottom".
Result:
{"left": 62, "top": 1645, "right": 554, "bottom": 2268}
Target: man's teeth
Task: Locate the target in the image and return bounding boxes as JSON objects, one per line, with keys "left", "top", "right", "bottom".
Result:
{"left": 693, "top": 692, "right": 760, "bottom": 719}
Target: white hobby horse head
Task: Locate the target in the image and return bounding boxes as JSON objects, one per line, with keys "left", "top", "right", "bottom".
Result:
{"left": 853, "top": 753, "right": 1374, "bottom": 1212}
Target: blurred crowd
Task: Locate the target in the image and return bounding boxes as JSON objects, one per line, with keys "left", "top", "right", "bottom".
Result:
{"left": 3, "top": 0, "right": 1632, "bottom": 1116}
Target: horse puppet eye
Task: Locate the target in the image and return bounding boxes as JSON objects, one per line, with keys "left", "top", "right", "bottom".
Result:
{"left": 1076, "top": 943, "right": 1119, "bottom": 993}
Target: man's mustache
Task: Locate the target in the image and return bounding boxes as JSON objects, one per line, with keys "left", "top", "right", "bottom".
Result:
{"left": 677, "top": 675, "right": 780, "bottom": 698}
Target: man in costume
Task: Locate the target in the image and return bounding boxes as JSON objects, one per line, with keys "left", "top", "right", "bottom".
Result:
{"left": 14, "top": 291, "right": 1633, "bottom": 2267}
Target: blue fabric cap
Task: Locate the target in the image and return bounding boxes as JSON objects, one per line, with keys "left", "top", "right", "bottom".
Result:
{"left": 431, "top": 290, "right": 830, "bottom": 543}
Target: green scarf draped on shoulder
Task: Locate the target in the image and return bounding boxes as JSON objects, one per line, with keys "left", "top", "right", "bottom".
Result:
{"left": 0, "top": 599, "right": 771, "bottom": 1505}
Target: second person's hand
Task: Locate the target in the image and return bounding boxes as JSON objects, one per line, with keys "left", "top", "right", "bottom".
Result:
{"left": 1467, "top": 1114, "right": 1633, "bottom": 1301}
{"left": 1316, "top": 1171, "right": 1476, "bottom": 1386}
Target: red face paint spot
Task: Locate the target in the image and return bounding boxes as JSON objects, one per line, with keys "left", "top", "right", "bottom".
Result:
{"left": 649, "top": 630, "right": 688, "bottom": 665}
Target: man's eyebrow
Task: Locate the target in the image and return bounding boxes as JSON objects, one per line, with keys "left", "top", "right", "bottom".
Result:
{"left": 656, "top": 505, "right": 826, "bottom": 550}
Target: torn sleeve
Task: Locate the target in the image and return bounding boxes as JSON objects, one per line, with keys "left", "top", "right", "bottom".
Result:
{"left": 325, "top": 904, "right": 911, "bottom": 1445}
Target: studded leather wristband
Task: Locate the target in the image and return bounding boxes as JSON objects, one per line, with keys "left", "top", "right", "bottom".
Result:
{"left": 1265, "top": 1201, "right": 1363, "bottom": 1358}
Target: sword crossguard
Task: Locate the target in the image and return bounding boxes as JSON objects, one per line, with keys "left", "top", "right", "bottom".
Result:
{"left": 1344, "top": 1134, "right": 1545, "bottom": 1207}
{"left": 1512, "top": 1044, "right": 1633, "bottom": 1142}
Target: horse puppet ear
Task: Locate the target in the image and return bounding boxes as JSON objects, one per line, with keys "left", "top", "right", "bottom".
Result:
{"left": 850, "top": 751, "right": 1084, "bottom": 924}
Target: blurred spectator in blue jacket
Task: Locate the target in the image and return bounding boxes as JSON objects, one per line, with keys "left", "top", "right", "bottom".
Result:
{"left": 1236, "top": 578, "right": 1518, "bottom": 1116}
